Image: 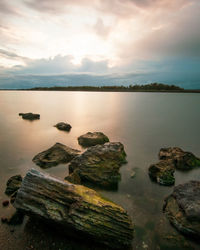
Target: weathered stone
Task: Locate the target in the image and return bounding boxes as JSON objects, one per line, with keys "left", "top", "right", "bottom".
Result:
{"left": 5, "top": 175, "right": 22, "bottom": 196}
{"left": 32, "top": 143, "right": 80, "bottom": 168}
{"left": 163, "top": 181, "right": 200, "bottom": 239}
{"left": 54, "top": 122, "right": 72, "bottom": 132}
{"left": 19, "top": 112, "right": 40, "bottom": 120}
{"left": 66, "top": 142, "right": 127, "bottom": 189}
{"left": 159, "top": 147, "right": 200, "bottom": 170}
{"left": 78, "top": 132, "right": 109, "bottom": 147}
{"left": 14, "top": 169, "right": 134, "bottom": 248}
{"left": 148, "top": 160, "right": 175, "bottom": 186}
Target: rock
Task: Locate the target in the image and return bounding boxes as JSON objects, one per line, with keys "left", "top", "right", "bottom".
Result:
{"left": 32, "top": 143, "right": 80, "bottom": 168}
{"left": 66, "top": 142, "right": 127, "bottom": 189}
{"left": 14, "top": 169, "right": 134, "bottom": 248}
{"left": 2, "top": 200, "right": 9, "bottom": 207}
{"left": 5, "top": 175, "right": 22, "bottom": 196}
{"left": 163, "top": 181, "right": 200, "bottom": 239}
{"left": 78, "top": 132, "right": 109, "bottom": 147}
{"left": 19, "top": 112, "right": 40, "bottom": 120}
{"left": 148, "top": 160, "right": 175, "bottom": 186}
{"left": 159, "top": 147, "right": 200, "bottom": 170}
{"left": 54, "top": 122, "right": 71, "bottom": 132}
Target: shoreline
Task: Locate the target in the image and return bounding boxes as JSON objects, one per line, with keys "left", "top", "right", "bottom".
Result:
{"left": 0, "top": 89, "right": 200, "bottom": 93}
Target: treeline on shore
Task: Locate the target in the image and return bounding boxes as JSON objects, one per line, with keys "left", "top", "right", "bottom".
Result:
{"left": 19, "top": 83, "right": 199, "bottom": 92}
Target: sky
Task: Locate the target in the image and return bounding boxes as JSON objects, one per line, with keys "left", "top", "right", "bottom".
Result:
{"left": 0, "top": 0, "right": 200, "bottom": 88}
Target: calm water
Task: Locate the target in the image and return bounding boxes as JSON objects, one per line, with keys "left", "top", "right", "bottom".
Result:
{"left": 0, "top": 91, "right": 200, "bottom": 250}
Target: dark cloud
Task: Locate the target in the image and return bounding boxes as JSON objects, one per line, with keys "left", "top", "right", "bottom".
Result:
{"left": 0, "top": 49, "right": 28, "bottom": 61}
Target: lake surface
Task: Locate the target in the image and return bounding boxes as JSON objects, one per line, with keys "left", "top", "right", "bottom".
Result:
{"left": 0, "top": 91, "right": 200, "bottom": 250}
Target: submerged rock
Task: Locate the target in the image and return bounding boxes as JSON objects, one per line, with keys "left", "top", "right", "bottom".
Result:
{"left": 54, "top": 122, "right": 72, "bottom": 132}
{"left": 32, "top": 143, "right": 80, "bottom": 168}
{"left": 19, "top": 112, "right": 40, "bottom": 120}
{"left": 159, "top": 147, "right": 200, "bottom": 170}
{"left": 78, "top": 132, "right": 109, "bottom": 147}
{"left": 163, "top": 181, "right": 200, "bottom": 239}
{"left": 5, "top": 175, "right": 22, "bottom": 196}
{"left": 148, "top": 160, "right": 175, "bottom": 186}
{"left": 14, "top": 169, "right": 134, "bottom": 248}
{"left": 2, "top": 200, "right": 9, "bottom": 207}
{"left": 66, "top": 142, "right": 127, "bottom": 189}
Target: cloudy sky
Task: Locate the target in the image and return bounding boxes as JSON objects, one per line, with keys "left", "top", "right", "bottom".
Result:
{"left": 0, "top": 0, "right": 200, "bottom": 88}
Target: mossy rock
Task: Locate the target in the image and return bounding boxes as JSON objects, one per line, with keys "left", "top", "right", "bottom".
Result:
{"left": 78, "top": 132, "right": 109, "bottom": 147}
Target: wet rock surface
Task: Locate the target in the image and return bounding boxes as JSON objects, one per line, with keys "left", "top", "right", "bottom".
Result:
{"left": 159, "top": 147, "right": 200, "bottom": 170}
{"left": 78, "top": 132, "right": 109, "bottom": 147}
{"left": 148, "top": 160, "right": 175, "bottom": 186}
{"left": 66, "top": 142, "right": 127, "bottom": 189}
{"left": 163, "top": 181, "right": 200, "bottom": 239}
{"left": 19, "top": 112, "right": 40, "bottom": 120}
{"left": 54, "top": 122, "right": 72, "bottom": 131}
{"left": 148, "top": 147, "right": 200, "bottom": 185}
{"left": 5, "top": 175, "right": 23, "bottom": 196}
{"left": 14, "top": 169, "right": 134, "bottom": 248}
{"left": 32, "top": 143, "right": 80, "bottom": 168}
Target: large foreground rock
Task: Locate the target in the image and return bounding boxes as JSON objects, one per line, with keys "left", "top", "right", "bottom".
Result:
{"left": 163, "top": 181, "right": 200, "bottom": 239}
{"left": 66, "top": 142, "right": 127, "bottom": 189}
{"left": 5, "top": 175, "right": 22, "bottom": 196}
{"left": 78, "top": 132, "right": 109, "bottom": 147}
{"left": 148, "top": 160, "right": 175, "bottom": 186}
{"left": 54, "top": 122, "right": 71, "bottom": 131}
{"left": 14, "top": 169, "right": 134, "bottom": 248}
{"left": 19, "top": 112, "right": 40, "bottom": 120}
{"left": 32, "top": 143, "right": 80, "bottom": 168}
{"left": 159, "top": 147, "right": 200, "bottom": 170}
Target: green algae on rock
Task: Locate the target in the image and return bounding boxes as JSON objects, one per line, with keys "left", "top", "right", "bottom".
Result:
{"left": 159, "top": 147, "right": 200, "bottom": 170}
{"left": 78, "top": 132, "right": 109, "bottom": 147}
{"left": 148, "top": 160, "right": 175, "bottom": 186}
{"left": 14, "top": 169, "right": 134, "bottom": 248}
{"left": 163, "top": 181, "right": 200, "bottom": 240}
{"left": 66, "top": 142, "right": 127, "bottom": 189}
{"left": 32, "top": 143, "right": 80, "bottom": 168}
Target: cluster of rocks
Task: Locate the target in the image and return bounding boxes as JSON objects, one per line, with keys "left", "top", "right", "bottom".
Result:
{"left": 2, "top": 129, "right": 133, "bottom": 248}
{"left": 149, "top": 147, "right": 200, "bottom": 186}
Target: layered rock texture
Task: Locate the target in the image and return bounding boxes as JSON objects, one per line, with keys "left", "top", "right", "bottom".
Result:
{"left": 149, "top": 147, "right": 200, "bottom": 186}
{"left": 14, "top": 169, "right": 134, "bottom": 248}
{"left": 163, "top": 181, "right": 200, "bottom": 239}
{"left": 32, "top": 143, "right": 80, "bottom": 168}
{"left": 78, "top": 132, "right": 109, "bottom": 147}
{"left": 54, "top": 122, "right": 72, "bottom": 131}
{"left": 19, "top": 113, "right": 40, "bottom": 120}
{"left": 66, "top": 142, "right": 127, "bottom": 189}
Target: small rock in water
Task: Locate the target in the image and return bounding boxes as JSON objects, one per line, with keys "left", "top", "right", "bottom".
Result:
{"left": 19, "top": 112, "right": 40, "bottom": 120}
{"left": 54, "top": 122, "right": 72, "bottom": 132}
{"left": 78, "top": 132, "right": 109, "bottom": 147}
{"left": 32, "top": 142, "right": 80, "bottom": 168}
{"left": 2, "top": 200, "right": 9, "bottom": 207}
{"left": 159, "top": 147, "right": 200, "bottom": 170}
